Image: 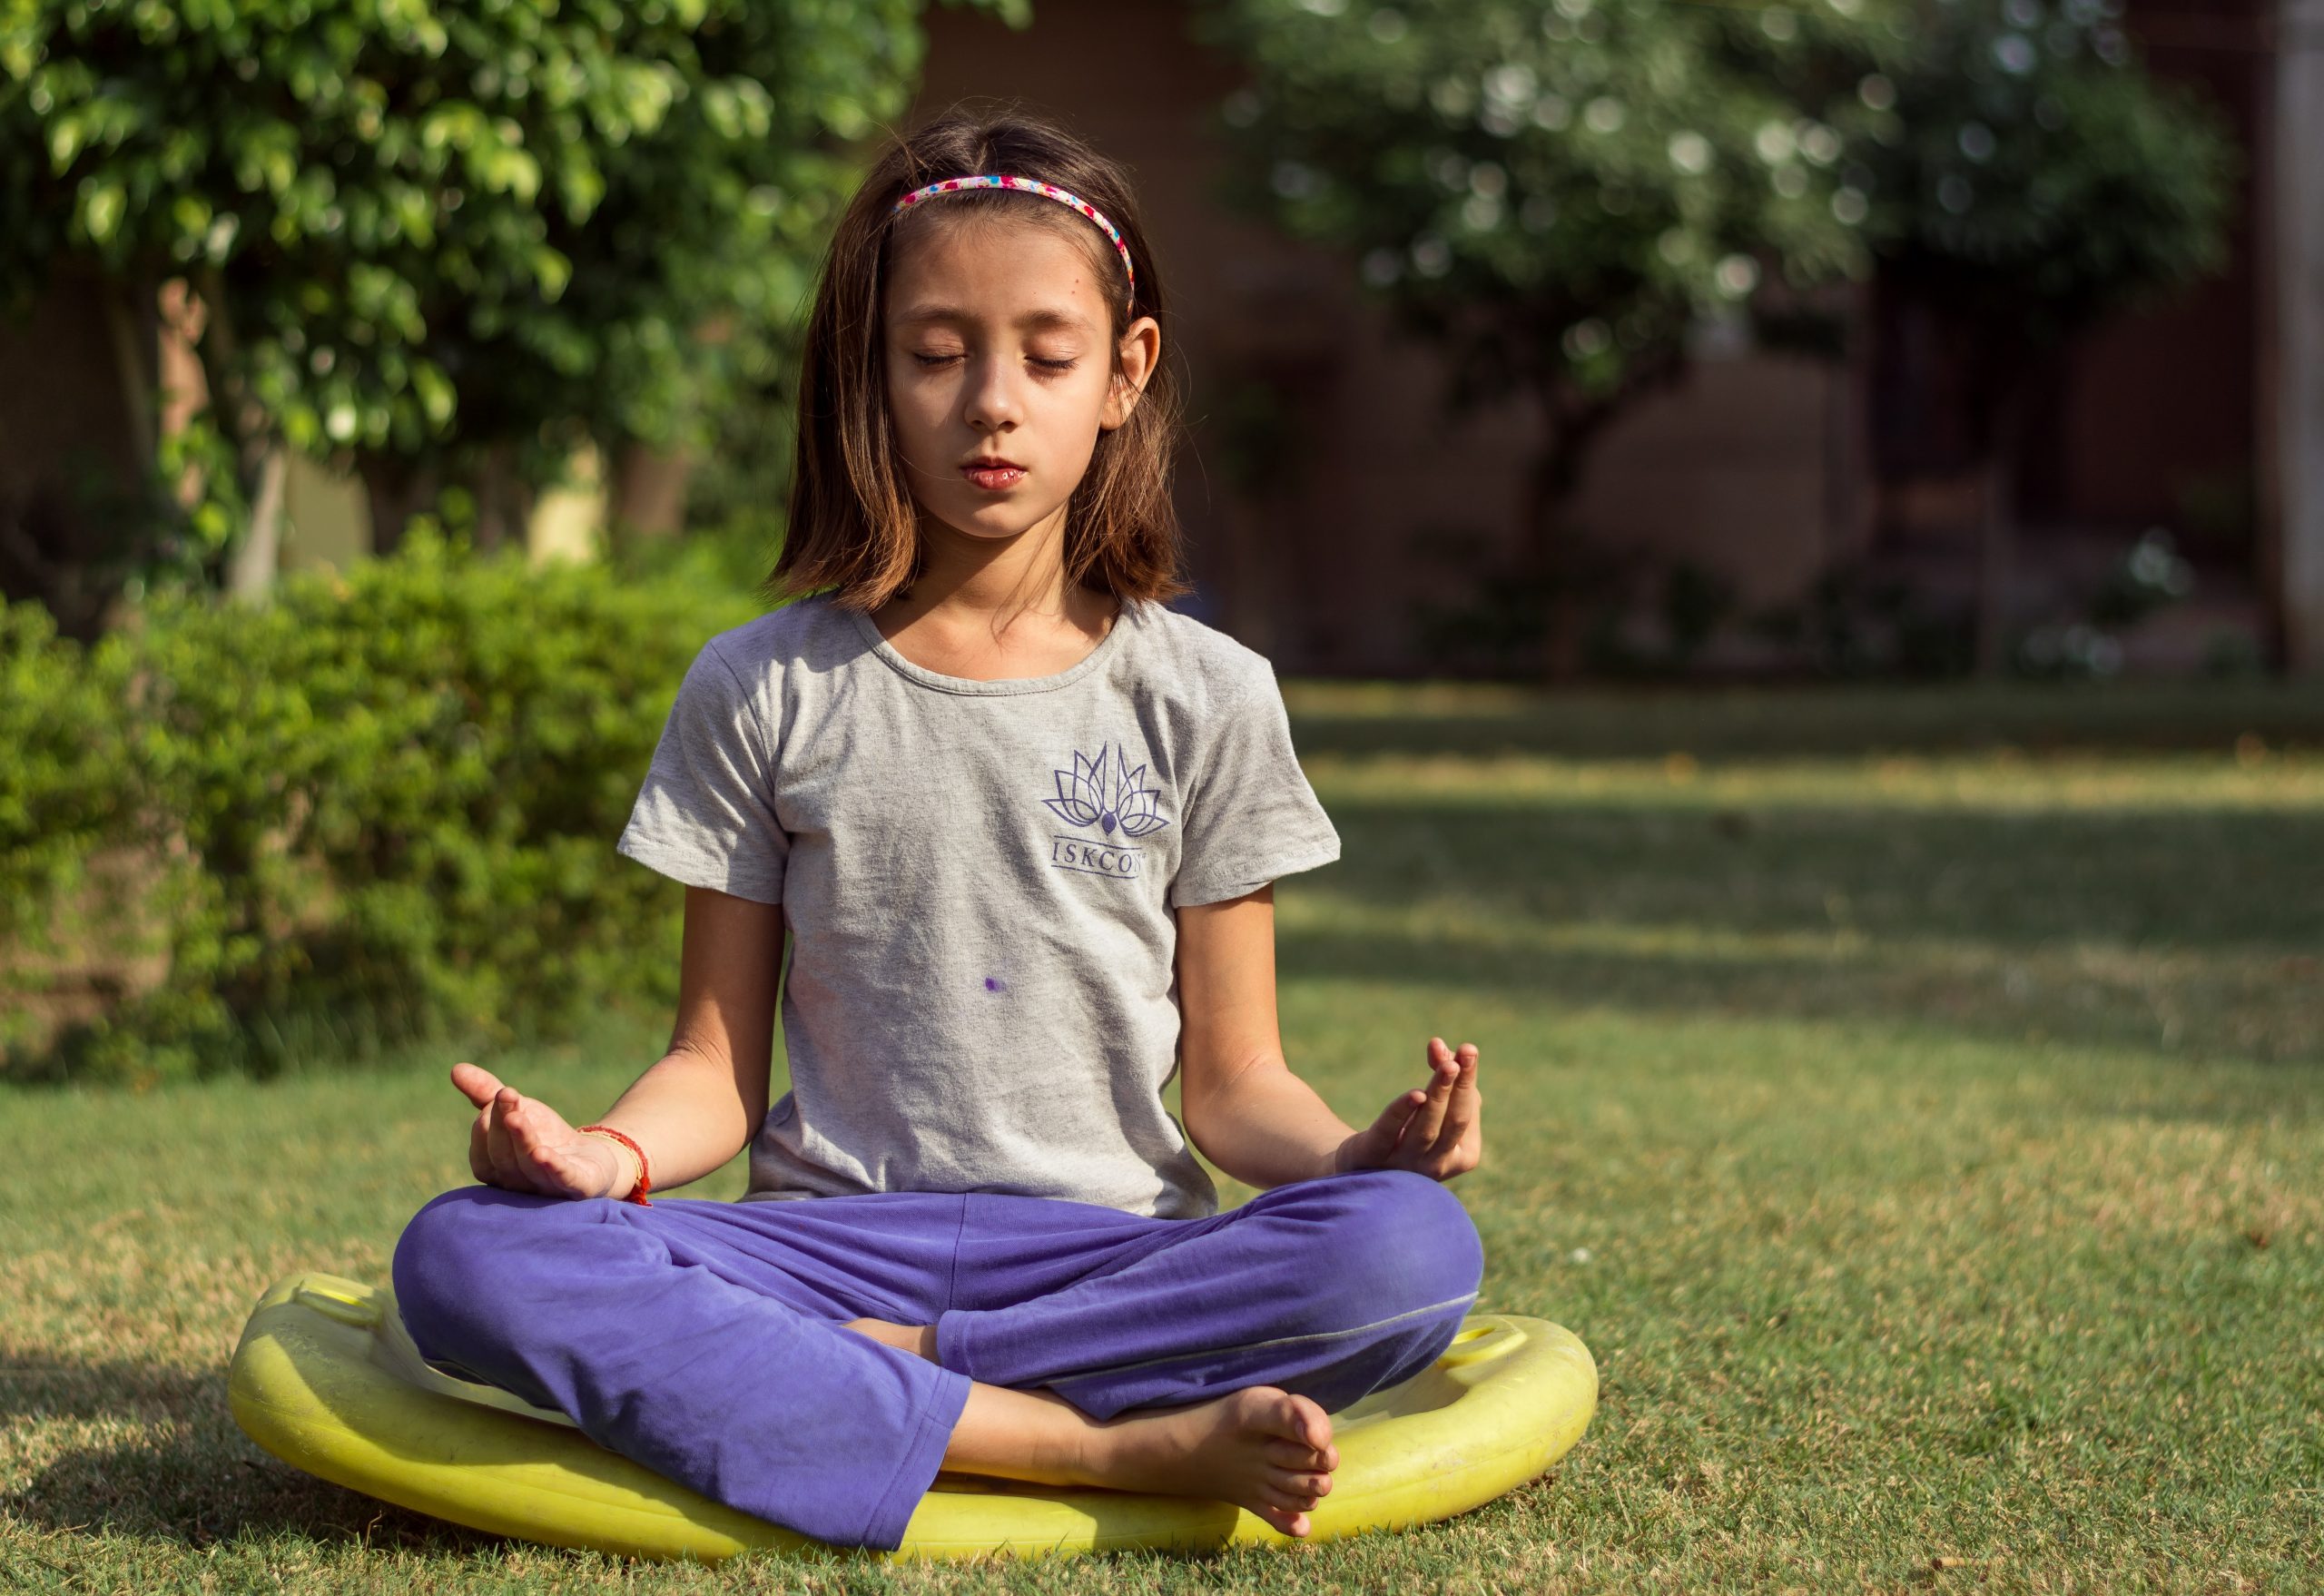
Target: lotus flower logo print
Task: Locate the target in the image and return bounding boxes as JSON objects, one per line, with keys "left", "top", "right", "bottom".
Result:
{"left": 1043, "top": 742, "right": 1169, "bottom": 881}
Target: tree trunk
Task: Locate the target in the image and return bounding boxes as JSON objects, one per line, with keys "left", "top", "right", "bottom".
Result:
{"left": 361, "top": 457, "right": 442, "bottom": 557}
{"left": 1524, "top": 372, "right": 1632, "bottom": 683}
{"left": 610, "top": 438, "right": 695, "bottom": 540}
{"left": 1521, "top": 433, "right": 1587, "bottom": 682}
{"left": 102, "top": 277, "right": 157, "bottom": 480}
{"left": 1974, "top": 448, "right": 2013, "bottom": 677}
{"left": 472, "top": 439, "right": 535, "bottom": 554}
{"left": 1972, "top": 378, "right": 2034, "bottom": 679}
{"left": 226, "top": 445, "right": 290, "bottom": 603}
{"left": 190, "top": 271, "right": 301, "bottom": 600}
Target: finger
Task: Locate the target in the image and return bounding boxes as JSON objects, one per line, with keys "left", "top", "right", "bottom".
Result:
{"left": 451, "top": 1060, "right": 503, "bottom": 1108}
{"left": 1370, "top": 1087, "right": 1427, "bottom": 1147}
{"left": 468, "top": 1115, "right": 495, "bottom": 1185}
{"left": 1403, "top": 1038, "right": 1460, "bottom": 1149}
{"left": 484, "top": 1088, "right": 527, "bottom": 1189}
{"left": 1427, "top": 1046, "right": 1482, "bottom": 1156}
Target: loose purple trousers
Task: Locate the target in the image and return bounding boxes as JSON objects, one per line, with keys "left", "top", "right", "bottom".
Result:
{"left": 389, "top": 1169, "right": 1482, "bottom": 1550}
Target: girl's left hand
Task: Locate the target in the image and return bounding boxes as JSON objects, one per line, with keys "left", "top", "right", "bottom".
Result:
{"left": 1333, "top": 1037, "right": 1482, "bottom": 1182}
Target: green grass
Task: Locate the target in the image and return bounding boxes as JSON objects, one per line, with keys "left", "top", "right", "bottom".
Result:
{"left": 5, "top": 684, "right": 2321, "bottom": 1593}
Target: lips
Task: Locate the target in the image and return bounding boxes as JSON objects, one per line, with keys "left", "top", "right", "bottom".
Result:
{"left": 961, "top": 459, "right": 1027, "bottom": 489}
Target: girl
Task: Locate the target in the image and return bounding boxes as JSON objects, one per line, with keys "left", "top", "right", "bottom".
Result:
{"left": 390, "top": 105, "right": 1487, "bottom": 1552}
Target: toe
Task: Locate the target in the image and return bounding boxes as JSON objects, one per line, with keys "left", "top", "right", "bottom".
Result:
{"left": 1251, "top": 1498, "right": 1300, "bottom": 1535}
{"left": 1262, "top": 1503, "right": 1313, "bottom": 1538}
{"left": 1288, "top": 1394, "right": 1333, "bottom": 1453}
{"left": 1255, "top": 1389, "right": 1315, "bottom": 1443}
{"left": 1265, "top": 1439, "right": 1332, "bottom": 1470}
{"left": 1269, "top": 1471, "right": 1328, "bottom": 1502}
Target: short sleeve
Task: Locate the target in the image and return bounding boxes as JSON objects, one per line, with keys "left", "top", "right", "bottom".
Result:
{"left": 615, "top": 638, "right": 789, "bottom": 904}
{"left": 1169, "top": 664, "right": 1342, "bottom": 908}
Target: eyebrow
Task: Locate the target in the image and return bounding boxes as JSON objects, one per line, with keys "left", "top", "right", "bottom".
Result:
{"left": 891, "top": 304, "right": 1095, "bottom": 335}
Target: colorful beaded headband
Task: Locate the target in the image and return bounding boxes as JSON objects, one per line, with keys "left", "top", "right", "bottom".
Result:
{"left": 891, "top": 173, "right": 1137, "bottom": 302}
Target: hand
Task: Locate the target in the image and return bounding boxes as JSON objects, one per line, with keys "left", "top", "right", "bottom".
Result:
{"left": 450, "top": 1060, "right": 631, "bottom": 1201}
{"left": 1333, "top": 1037, "right": 1482, "bottom": 1182}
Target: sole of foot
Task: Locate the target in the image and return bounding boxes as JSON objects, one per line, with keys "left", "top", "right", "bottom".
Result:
{"left": 1093, "top": 1385, "right": 1338, "bottom": 1538}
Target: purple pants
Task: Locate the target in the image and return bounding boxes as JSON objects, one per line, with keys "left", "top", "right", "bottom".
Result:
{"left": 389, "top": 1169, "right": 1482, "bottom": 1550}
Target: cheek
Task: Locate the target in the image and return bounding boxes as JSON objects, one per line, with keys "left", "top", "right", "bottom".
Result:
{"left": 884, "top": 369, "right": 950, "bottom": 454}
{"left": 1050, "top": 367, "right": 1118, "bottom": 438}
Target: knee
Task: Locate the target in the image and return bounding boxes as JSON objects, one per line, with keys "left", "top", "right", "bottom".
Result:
{"left": 389, "top": 1185, "right": 556, "bottom": 1348}
{"left": 1293, "top": 1169, "right": 1484, "bottom": 1323}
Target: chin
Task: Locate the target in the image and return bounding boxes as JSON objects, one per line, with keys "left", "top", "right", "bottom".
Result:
{"left": 935, "top": 506, "right": 1054, "bottom": 542}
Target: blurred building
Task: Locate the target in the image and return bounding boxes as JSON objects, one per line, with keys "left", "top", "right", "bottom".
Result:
{"left": 909, "top": 0, "right": 2320, "bottom": 676}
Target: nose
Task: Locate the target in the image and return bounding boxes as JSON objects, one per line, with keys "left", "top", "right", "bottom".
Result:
{"left": 960, "top": 350, "right": 1024, "bottom": 435}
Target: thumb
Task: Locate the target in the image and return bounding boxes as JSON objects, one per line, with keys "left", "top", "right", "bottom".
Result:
{"left": 1359, "top": 1087, "right": 1426, "bottom": 1156}
{"left": 450, "top": 1060, "right": 503, "bottom": 1108}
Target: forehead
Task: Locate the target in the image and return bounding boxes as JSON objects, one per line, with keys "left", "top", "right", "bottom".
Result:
{"left": 885, "top": 212, "right": 1110, "bottom": 336}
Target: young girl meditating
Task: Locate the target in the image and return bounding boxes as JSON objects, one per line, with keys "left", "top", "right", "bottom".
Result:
{"left": 390, "top": 107, "right": 1486, "bottom": 1552}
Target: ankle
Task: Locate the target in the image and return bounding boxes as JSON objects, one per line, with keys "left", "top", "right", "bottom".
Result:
{"left": 842, "top": 1317, "right": 938, "bottom": 1362}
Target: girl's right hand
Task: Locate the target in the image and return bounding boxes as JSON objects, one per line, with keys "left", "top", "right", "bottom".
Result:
{"left": 450, "top": 1061, "right": 628, "bottom": 1200}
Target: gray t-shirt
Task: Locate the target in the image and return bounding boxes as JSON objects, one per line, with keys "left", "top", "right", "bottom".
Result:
{"left": 614, "top": 591, "right": 1342, "bottom": 1219}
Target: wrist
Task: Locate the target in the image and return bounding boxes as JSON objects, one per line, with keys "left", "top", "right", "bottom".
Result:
{"left": 579, "top": 1126, "right": 649, "bottom": 1203}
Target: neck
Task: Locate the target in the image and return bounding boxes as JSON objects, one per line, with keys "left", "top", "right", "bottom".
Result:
{"left": 887, "top": 502, "right": 1110, "bottom": 635}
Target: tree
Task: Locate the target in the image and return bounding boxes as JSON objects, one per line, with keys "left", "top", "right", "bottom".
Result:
{"left": 0, "top": 0, "right": 1022, "bottom": 615}
{"left": 1849, "top": 0, "right": 2235, "bottom": 675}
{"left": 1195, "top": 0, "right": 1883, "bottom": 676}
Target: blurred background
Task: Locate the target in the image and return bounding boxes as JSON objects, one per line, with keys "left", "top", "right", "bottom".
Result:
{"left": 3, "top": 0, "right": 2319, "bottom": 1083}
{"left": 5, "top": 0, "right": 2318, "bottom": 679}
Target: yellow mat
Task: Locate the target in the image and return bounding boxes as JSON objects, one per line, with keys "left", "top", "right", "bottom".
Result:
{"left": 228, "top": 1271, "right": 1595, "bottom": 1561}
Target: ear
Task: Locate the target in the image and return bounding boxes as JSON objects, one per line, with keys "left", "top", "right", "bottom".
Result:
{"left": 1101, "top": 313, "right": 1162, "bottom": 431}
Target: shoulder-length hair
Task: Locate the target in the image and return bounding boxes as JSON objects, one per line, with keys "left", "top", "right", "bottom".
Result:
{"left": 764, "top": 102, "right": 1193, "bottom": 613}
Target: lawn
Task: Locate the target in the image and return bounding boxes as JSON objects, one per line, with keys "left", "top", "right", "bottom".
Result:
{"left": 5, "top": 685, "right": 2320, "bottom": 1593}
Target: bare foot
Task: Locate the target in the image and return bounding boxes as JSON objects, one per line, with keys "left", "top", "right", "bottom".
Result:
{"left": 843, "top": 1317, "right": 936, "bottom": 1361}
{"left": 1083, "top": 1386, "right": 1339, "bottom": 1537}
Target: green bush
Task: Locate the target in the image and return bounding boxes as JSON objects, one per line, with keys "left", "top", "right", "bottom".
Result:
{"left": 0, "top": 605, "right": 131, "bottom": 941}
{"left": 2, "top": 529, "right": 765, "bottom": 1085}
{"left": 0, "top": 605, "right": 150, "bottom": 1069}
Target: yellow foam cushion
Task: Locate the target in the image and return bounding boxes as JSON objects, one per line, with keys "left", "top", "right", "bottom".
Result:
{"left": 229, "top": 1271, "right": 1595, "bottom": 1562}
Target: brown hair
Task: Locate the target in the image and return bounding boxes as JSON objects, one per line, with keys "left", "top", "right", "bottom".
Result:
{"left": 763, "top": 102, "right": 1194, "bottom": 613}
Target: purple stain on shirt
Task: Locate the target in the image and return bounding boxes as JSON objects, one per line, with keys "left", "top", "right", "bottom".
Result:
{"left": 983, "top": 976, "right": 1008, "bottom": 993}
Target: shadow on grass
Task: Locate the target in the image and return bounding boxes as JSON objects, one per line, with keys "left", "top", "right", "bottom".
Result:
{"left": 1316, "top": 798, "right": 2324, "bottom": 954}
{"left": 2, "top": 1353, "right": 505, "bottom": 1554}
{"left": 1281, "top": 798, "right": 2323, "bottom": 1070}
{"left": 1278, "top": 918, "right": 2323, "bottom": 1085}
{"left": 1289, "top": 683, "right": 2324, "bottom": 761}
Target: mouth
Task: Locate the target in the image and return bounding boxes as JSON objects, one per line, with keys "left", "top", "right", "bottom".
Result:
{"left": 960, "top": 459, "right": 1027, "bottom": 491}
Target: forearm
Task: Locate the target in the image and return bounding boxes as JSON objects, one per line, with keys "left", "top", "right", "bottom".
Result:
{"left": 590, "top": 1045, "right": 762, "bottom": 1192}
{"left": 1185, "top": 1056, "right": 1355, "bottom": 1190}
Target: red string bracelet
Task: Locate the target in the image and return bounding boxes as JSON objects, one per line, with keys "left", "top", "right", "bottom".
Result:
{"left": 577, "top": 1124, "right": 653, "bottom": 1206}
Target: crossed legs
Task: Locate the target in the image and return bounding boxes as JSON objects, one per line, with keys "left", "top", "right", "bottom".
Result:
{"left": 390, "top": 1170, "right": 1482, "bottom": 1548}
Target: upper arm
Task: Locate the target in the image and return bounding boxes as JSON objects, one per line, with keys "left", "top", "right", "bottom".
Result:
{"left": 669, "top": 883, "right": 785, "bottom": 1128}
{"left": 1173, "top": 882, "right": 1286, "bottom": 1133}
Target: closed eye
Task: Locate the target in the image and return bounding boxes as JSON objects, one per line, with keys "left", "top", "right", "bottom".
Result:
{"left": 912, "top": 354, "right": 1079, "bottom": 374}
